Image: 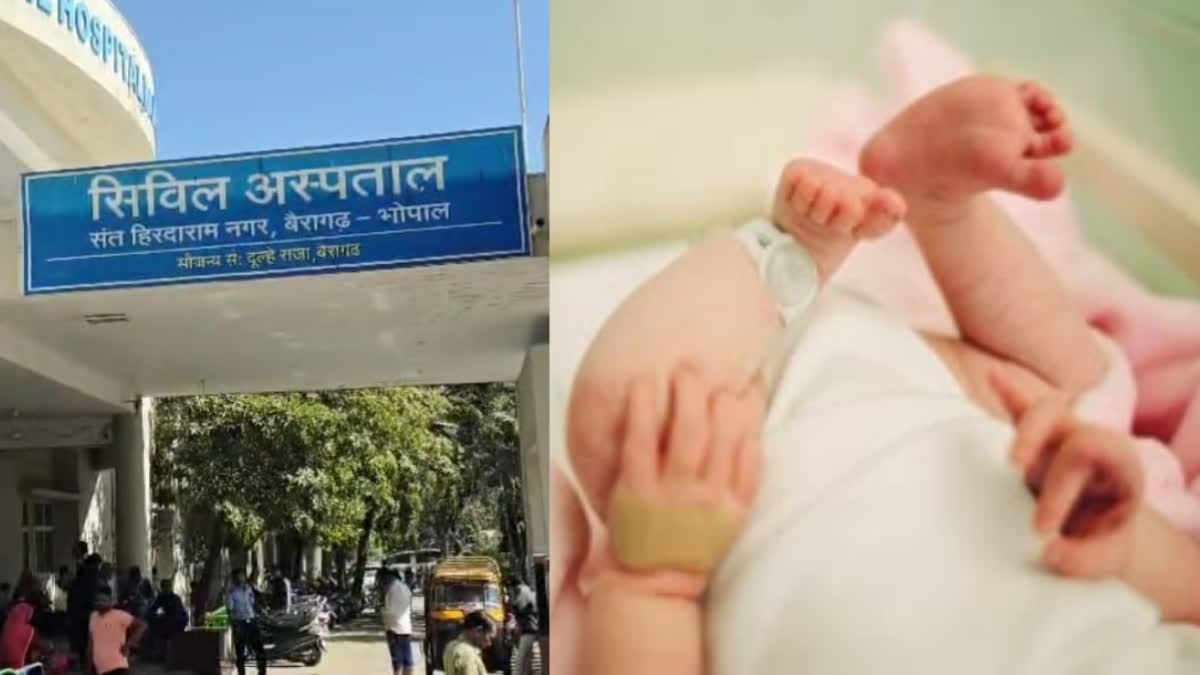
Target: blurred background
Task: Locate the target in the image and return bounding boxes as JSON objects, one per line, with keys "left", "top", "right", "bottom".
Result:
{"left": 550, "top": 0, "right": 1200, "bottom": 296}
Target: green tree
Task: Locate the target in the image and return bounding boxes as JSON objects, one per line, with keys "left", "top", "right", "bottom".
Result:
{"left": 422, "top": 383, "right": 527, "bottom": 576}
{"left": 154, "top": 393, "right": 341, "bottom": 616}
{"left": 315, "top": 387, "right": 453, "bottom": 596}
{"left": 152, "top": 382, "right": 529, "bottom": 612}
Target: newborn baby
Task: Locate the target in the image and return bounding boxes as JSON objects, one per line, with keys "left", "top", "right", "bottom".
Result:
{"left": 561, "top": 75, "right": 1200, "bottom": 674}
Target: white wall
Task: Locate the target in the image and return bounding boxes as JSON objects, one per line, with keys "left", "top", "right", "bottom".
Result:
{"left": 0, "top": 0, "right": 156, "bottom": 147}
{"left": 0, "top": 449, "right": 57, "bottom": 582}
{"left": 518, "top": 344, "right": 549, "bottom": 558}
{"left": 0, "top": 457, "right": 23, "bottom": 583}
{"left": 0, "top": 447, "right": 119, "bottom": 584}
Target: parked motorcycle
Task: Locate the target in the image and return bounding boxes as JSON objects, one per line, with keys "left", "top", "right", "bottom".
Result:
{"left": 316, "top": 596, "right": 336, "bottom": 631}
{"left": 329, "top": 592, "right": 364, "bottom": 622}
{"left": 258, "top": 601, "right": 326, "bottom": 667}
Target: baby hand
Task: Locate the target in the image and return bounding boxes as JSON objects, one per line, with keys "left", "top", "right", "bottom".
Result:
{"left": 596, "top": 364, "right": 765, "bottom": 600}
{"left": 993, "top": 369, "right": 1144, "bottom": 579}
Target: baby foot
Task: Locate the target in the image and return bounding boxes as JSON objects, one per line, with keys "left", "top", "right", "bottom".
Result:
{"left": 772, "top": 159, "right": 907, "bottom": 281}
{"left": 859, "top": 75, "right": 1073, "bottom": 219}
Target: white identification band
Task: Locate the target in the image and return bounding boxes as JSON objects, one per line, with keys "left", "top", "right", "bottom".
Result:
{"left": 732, "top": 218, "right": 820, "bottom": 325}
{"left": 731, "top": 219, "right": 821, "bottom": 401}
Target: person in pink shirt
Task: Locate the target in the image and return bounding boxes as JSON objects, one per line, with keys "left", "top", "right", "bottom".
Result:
{"left": 88, "top": 584, "right": 146, "bottom": 675}
{"left": 1, "top": 594, "right": 66, "bottom": 674}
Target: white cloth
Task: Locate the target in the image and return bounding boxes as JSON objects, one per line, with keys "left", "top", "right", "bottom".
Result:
{"left": 549, "top": 246, "right": 1200, "bottom": 673}
{"left": 706, "top": 289, "right": 1200, "bottom": 675}
{"left": 383, "top": 580, "right": 413, "bottom": 635}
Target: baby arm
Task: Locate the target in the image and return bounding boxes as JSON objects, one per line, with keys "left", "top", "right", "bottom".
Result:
{"left": 996, "top": 370, "right": 1200, "bottom": 624}
{"left": 582, "top": 367, "right": 765, "bottom": 675}
{"left": 1125, "top": 507, "right": 1200, "bottom": 624}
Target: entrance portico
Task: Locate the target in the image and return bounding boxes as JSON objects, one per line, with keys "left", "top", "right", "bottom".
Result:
{"left": 0, "top": 247, "right": 548, "bottom": 582}
{"left": 1, "top": 1, "right": 548, "bottom": 585}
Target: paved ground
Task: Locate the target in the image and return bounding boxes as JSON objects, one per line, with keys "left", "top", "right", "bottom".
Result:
{"left": 134, "top": 596, "right": 490, "bottom": 675}
{"left": 76, "top": 594, "right": 522, "bottom": 675}
{"left": 133, "top": 617, "right": 421, "bottom": 675}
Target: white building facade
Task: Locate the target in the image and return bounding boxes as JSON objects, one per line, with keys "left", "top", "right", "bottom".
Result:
{"left": 1, "top": 1, "right": 548, "bottom": 588}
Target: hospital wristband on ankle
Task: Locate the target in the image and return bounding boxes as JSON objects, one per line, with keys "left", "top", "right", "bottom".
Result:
{"left": 731, "top": 218, "right": 822, "bottom": 402}
{"left": 732, "top": 218, "right": 821, "bottom": 325}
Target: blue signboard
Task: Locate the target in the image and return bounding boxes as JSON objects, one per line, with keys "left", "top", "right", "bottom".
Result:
{"left": 23, "top": 126, "right": 529, "bottom": 294}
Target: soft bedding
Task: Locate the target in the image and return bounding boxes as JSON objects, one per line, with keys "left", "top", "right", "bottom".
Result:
{"left": 550, "top": 247, "right": 1200, "bottom": 674}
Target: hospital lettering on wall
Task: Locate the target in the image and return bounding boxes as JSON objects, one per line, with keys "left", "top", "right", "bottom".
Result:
{"left": 21, "top": 0, "right": 157, "bottom": 126}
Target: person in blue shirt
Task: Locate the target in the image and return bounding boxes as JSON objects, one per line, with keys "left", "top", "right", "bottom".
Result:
{"left": 226, "top": 569, "right": 266, "bottom": 675}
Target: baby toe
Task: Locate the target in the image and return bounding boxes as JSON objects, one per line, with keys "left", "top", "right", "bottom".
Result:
{"left": 808, "top": 184, "right": 837, "bottom": 224}
{"left": 828, "top": 193, "right": 864, "bottom": 233}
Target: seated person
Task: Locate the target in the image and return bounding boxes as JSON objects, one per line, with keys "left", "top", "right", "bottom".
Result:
{"left": 44, "top": 566, "right": 71, "bottom": 639}
{"left": 1, "top": 591, "right": 68, "bottom": 675}
{"left": 564, "top": 75, "right": 1200, "bottom": 675}
{"left": 118, "top": 567, "right": 152, "bottom": 620}
{"left": 10, "top": 571, "right": 43, "bottom": 610}
{"left": 144, "top": 579, "right": 189, "bottom": 661}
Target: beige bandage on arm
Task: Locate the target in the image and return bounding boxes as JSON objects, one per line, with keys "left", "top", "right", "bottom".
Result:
{"left": 608, "top": 486, "right": 740, "bottom": 574}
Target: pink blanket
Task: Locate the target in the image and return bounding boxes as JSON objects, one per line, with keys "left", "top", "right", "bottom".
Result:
{"left": 811, "top": 18, "right": 1200, "bottom": 533}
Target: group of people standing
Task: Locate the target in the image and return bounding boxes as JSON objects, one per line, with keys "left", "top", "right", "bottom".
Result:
{"left": 0, "top": 541, "right": 189, "bottom": 675}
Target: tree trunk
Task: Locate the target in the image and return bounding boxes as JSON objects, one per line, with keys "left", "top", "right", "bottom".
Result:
{"left": 335, "top": 548, "right": 348, "bottom": 588}
{"left": 193, "top": 515, "right": 225, "bottom": 627}
{"left": 250, "top": 539, "right": 264, "bottom": 586}
{"left": 291, "top": 535, "right": 304, "bottom": 582}
{"left": 351, "top": 504, "right": 377, "bottom": 599}
{"left": 501, "top": 497, "right": 527, "bottom": 578}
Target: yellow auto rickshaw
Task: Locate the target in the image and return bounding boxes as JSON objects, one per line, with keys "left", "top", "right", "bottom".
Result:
{"left": 423, "top": 557, "right": 511, "bottom": 675}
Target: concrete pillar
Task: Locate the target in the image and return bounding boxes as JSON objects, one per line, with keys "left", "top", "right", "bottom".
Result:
{"left": 528, "top": 173, "right": 548, "bottom": 256}
{"left": 152, "top": 506, "right": 180, "bottom": 579}
{"left": 114, "top": 398, "right": 152, "bottom": 574}
{"left": 517, "top": 344, "right": 549, "bottom": 560}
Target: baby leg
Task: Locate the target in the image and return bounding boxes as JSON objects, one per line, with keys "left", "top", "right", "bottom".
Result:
{"left": 860, "top": 75, "right": 1107, "bottom": 394}
{"left": 567, "top": 160, "right": 903, "bottom": 516}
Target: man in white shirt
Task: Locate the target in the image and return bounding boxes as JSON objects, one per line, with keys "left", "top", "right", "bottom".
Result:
{"left": 509, "top": 579, "right": 539, "bottom": 674}
{"left": 382, "top": 568, "right": 414, "bottom": 675}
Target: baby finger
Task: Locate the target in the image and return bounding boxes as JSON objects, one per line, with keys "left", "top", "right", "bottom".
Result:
{"left": 1035, "top": 452, "right": 1092, "bottom": 536}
